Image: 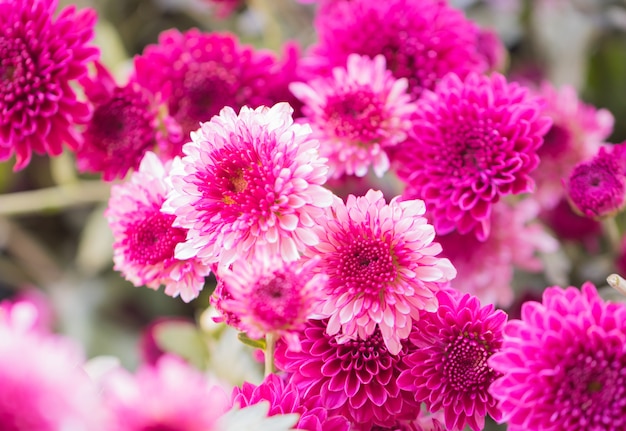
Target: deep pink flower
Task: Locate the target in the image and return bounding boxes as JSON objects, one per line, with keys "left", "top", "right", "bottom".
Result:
{"left": 106, "top": 152, "right": 211, "bottom": 302}
{"left": 437, "top": 199, "right": 557, "bottom": 307}
{"left": 489, "top": 282, "right": 626, "bottom": 431}
{"left": 164, "top": 103, "right": 333, "bottom": 267}
{"left": 305, "top": 0, "right": 486, "bottom": 99}
{"left": 0, "top": 321, "right": 105, "bottom": 431}
{"left": 233, "top": 373, "right": 350, "bottom": 431}
{"left": 215, "top": 257, "right": 326, "bottom": 351}
{"left": 275, "top": 319, "right": 422, "bottom": 429}
{"left": 398, "top": 290, "right": 507, "bottom": 431}
{"left": 77, "top": 62, "right": 181, "bottom": 181}
{"left": 290, "top": 54, "right": 416, "bottom": 178}
{"left": 104, "top": 355, "right": 231, "bottom": 431}
{"left": 532, "top": 83, "right": 614, "bottom": 209}
{"left": 0, "top": 0, "right": 98, "bottom": 170}
{"left": 541, "top": 197, "right": 601, "bottom": 250}
{"left": 303, "top": 189, "right": 456, "bottom": 355}
{"left": 134, "top": 29, "right": 300, "bottom": 146}
{"left": 396, "top": 72, "right": 552, "bottom": 241}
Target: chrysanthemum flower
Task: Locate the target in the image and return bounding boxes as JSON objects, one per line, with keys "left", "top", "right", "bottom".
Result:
{"left": 396, "top": 72, "right": 552, "bottom": 241}
{"left": 290, "top": 54, "right": 416, "bottom": 179}
{"left": 305, "top": 0, "right": 486, "bottom": 99}
{"left": 489, "top": 282, "right": 626, "bottom": 431}
{"left": 106, "top": 152, "right": 211, "bottom": 302}
{"left": 134, "top": 29, "right": 299, "bottom": 144}
{"left": 233, "top": 373, "right": 351, "bottom": 431}
{"left": 275, "top": 319, "right": 422, "bottom": 429}
{"left": 77, "top": 62, "right": 181, "bottom": 181}
{"left": 437, "top": 199, "right": 557, "bottom": 307}
{"left": 0, "top": 320, "right": 105, "bottom": 431}
{"left": 303, "top": 189, "right": 456, "bottom": 354}
{"left": 0, "top": 0, "right": 98, "bottom": 170}
{"left": 164, "top": 103, "right": 333, "bottom": 267}
{"left": 103, "top": 355, "right": 231, "bottom": 431}
{"left": 398, "top": 290, "right": 507, "bottom": 431}
{"left": 532, "top": 83, "right": 614, "bottom": 209}
{"left": 215, "top": 257, "right": 326, "bottom": 351}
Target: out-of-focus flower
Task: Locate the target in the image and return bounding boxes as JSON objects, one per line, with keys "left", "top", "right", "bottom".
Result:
{"left": 0, "top": 0, "right": 98, "bottom": 170}
{"left": 304, "top": 189, "right": 456, "bottom": 354}
{"left": 275, "top": 319, "right": 422, "bottom": 429}
{"left": 489, "top": 282, "right": 626, "bottom": 430}
{"left": 290, "top": 54, "right": 416, "bottom": 179}
{"left": 203, "top": 0, "right": 243, "bottom": 18}
{"left": 305, "top": 0, "right": 486, "bottom": 99}
{"left": 217, "top": 401, "right": 301, "bottom": 431}
{"left": 0, "top": 289, "right": 54, "bottom": 332}
{"left": 396, "top": 72, "right": 552, "bottom": 241}
{"left": 398, "top": 290, "right": 507, "bottom": 431}
{"left": 106, "top": 152, "right": 211, "bottom": 302}
{"left": 541, "top": 197, "right": 601, "bottom": 250}
{"left": 164, "top": 103, "right": 333, "bottom": 267}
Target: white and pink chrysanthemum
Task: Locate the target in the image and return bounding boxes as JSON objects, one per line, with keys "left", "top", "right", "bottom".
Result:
{"left": 395, "top": 72, "right": 552, "bottom": 241}
{"left": 489, "top": 282, "right": 626, "bottom": 431}
{"left": 164, "top": 102, "right": 333, "bottom": 267}
{"left": 290, "top": 54, "right": 416, "bottom": 179}
{"left": 106, "top": 152, "right": 211, "bottom": 302}
{"left": 304, "top": 189, "right": 456, "bottom": 355}
{"left": 215, "top": 257, "right": 326, "bottom": 351}
{"left": 103, "top": 355, "right": 231, "bottom": 431}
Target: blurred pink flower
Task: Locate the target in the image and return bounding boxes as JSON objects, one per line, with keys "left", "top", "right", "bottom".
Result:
{"left": 0, "top": 0, "right": 98, "bottom": 170}
{"left": 164, "top": 103, "right": 333, "bottom": 267}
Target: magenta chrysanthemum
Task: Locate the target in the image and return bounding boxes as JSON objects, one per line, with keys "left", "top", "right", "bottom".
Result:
{"left": 396, "top": 72, "right": 552, "bottom": 240}
{"left": 134, "top": 29, "right": 299, "bottom": 145}
{"left": 397, "top": 290, "right": 507, "bottom": 431}
{"left": 489, "top": 282, "right": 626, "bottom": 431}
{"left": 164, "top": 102, "right": 333, "bottom": 267}
{"left": 0, "top": 0, "right": 98, "bottom": 170}
{"left": 303, "top": 189, "right": 456, "bottom": 355}
{"left": 290, "top": 54, "right": 416, "bottom": 179}
{"left": 275, "top": 319, "right": 422, "bottom": 429}
{"left": 233, "top": 373, "right": 350, "bottom": 431}
{"left": 305, "top": 0, "right": 486, "bottom": 98}
{"left": 104, "top": 355, "right": 231, "bottom": 431}
{"left": 215, "top": 257, "right": 326, "bottom": 351}
{"left": 106, "top": 152, "right": 211, "bottom": 302}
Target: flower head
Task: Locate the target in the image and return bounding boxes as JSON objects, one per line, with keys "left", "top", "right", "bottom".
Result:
{"left": 398, "top": 290, "right": 507, "bottom": 431}
{"left": 106, "top": 152, "right": 211, "bottom": 302}
{"left": 305, "top": 0, "right": 486, "bottom": 99}
{"left": 164, "top": 103, "right": 333, "bottom": 267}
{"left": 290, "top": 54, "right": 416, "bottom": 178}
{"left": 275, "top": 319, "right": 422, "bottom": 429}
{"left": 489, "top": 282, "right": 626, "bottom": 431}
{"left": 396, "top": 72, "right": 552, "bottom": 240}
{"left": 0, "top": 0, "right": 98, "bottom": 170}
{"left": 304, "top": 189, "right": 456, "bottom": 354}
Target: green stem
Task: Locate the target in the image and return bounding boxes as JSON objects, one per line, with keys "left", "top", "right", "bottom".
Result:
{"left": 264, "top": 332, "right": 277, "bottom": 377}
{"left": 602, "top": 216, "right": 621, "bottom": 255}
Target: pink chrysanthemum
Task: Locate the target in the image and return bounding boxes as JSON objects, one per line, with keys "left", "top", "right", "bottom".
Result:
{"left": 305, "top": 0, "right": 486, "bottom": 99}
{"left": 0, "top": 0, "right": 98, "bottom": 170}
{"left": 397, "top": 290, "right": 507, "bottom": 431}
{"left": 233, "top": 373, "right": 350, "bottom": 431}
{"left": 396, "top": 72, "right": 552, "bottom": 241}
{"left": 104, "top": 355, "right": 231, "bottom": 431}
{"left": 0, "top": 321, "right": 105, "bottom": 431}
{"left": 275, "top": 319, "right": 422, "bottom": 429}
{"left": 77, "top": 62, "right": 181, "bottom": 181}
{"left": 303, "top": 189, "right": 456, "bottom": 355}
{"left": 489, "top": 282, "right": 626, "bottom": 431}
{"left": 290, "top": 54, "right": 416, "bottom": 179}
{"left": 532, "top": 83, "right": 614, "bottom": 209}
{"left": 437, "top": 199, "right": 557, "bottom": 307}
{"left": 164, "top": 103, "right": 333, "bottom": 267}
{"left": 134, "top": 29, "right": 299, "bottom": 145}
{"left": 215, "top": 257, "right": 326, "bottom": 351}
{"left": 106, "top": 152, "right": 211, "bottom": 302}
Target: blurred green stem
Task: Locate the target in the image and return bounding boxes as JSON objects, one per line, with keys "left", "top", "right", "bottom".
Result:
{"left": 265, "top": 332, "right": 277, "bottom": 377}
{"left": 602, "top": 216, "right": 621, "bottom": 255}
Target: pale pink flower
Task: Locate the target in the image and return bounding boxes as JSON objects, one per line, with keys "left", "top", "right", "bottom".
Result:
{"left": 304, "top": 189, "right": 456, "bottom": 355}
{"left": 164, "top": 103, "right": 333, "bottom": 267}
